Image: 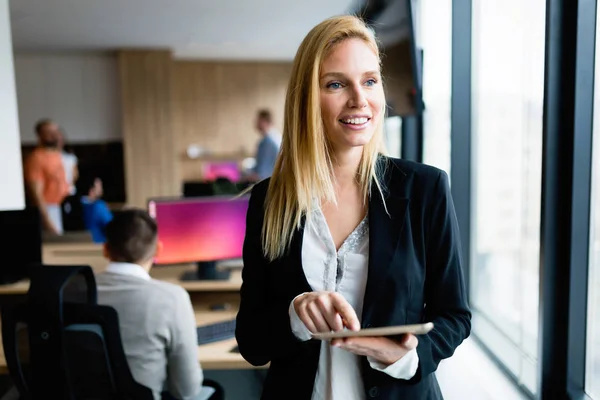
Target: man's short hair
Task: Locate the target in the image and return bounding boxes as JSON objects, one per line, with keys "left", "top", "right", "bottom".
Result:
{"left": 105, "top": 209, "right": 158, "bottom": 264}
{"left": 257, "top": 109, "right": 272, "bottom": 123}
{"left": 76, "top": 174, "right": 99, "bottom": 196}
{"left": 35, "top": 119, "right": 54, "bottom": 135}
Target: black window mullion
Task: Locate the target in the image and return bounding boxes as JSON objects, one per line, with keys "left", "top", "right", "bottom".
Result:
{"left": 567, "top": 0, "right": 597, "bottom": 398}
{"left": 539, "top": 0, "right": 591, "bottom": 398}
{"left": 450, "top": 0, "right": 472, "bottom": 299}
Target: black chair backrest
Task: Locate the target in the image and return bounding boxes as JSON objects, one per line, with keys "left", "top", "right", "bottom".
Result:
{"left": 1, "top": 265, "right": 153, "bottom": 400}
{"left": 62, "top": 195, "right": 87, "bottom": 232}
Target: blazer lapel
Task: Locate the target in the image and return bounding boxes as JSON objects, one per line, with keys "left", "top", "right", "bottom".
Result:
{"left": 362, "top": 178, "right": 409, "bottom": 325}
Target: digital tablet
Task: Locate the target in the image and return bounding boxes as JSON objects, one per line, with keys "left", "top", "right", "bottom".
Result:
{"left": 311, "top": 322, "right": 434, "bottom": 340}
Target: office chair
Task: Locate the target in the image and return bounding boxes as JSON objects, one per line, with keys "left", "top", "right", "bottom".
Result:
{"left": 1, "top": 264, "right": 154, "bottom": 400}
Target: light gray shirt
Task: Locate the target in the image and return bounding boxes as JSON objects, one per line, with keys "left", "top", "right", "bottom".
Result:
{"left": 96, "top": 262, "right": 203, "bottom": 400}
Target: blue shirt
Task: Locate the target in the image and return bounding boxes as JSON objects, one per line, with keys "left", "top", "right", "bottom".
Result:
{"left": 254, "top": 132, "right": 281, "bottom": 180}
{"left": 81, "top": 197, "right": 113, "bottom": 243}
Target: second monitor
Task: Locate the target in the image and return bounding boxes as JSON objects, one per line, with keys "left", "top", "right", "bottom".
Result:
{"left": 203, "top": 161, "right": 241, "bottom": 182}
{"left": 148, "top": 196, "right": 249, "bottom": 281}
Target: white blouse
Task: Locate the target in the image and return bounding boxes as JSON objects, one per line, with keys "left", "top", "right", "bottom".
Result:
{"left": 288, "top": 208, "right": 419, "bottom": 400}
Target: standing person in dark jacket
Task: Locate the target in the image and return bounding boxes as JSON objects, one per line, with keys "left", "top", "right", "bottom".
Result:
{"left": 235, "top": 15, "right": 471, "bottom": 400}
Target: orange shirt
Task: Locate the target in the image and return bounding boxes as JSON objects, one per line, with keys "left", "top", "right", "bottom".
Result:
{"left": 24, "top": 148, "right": 69, "bottom": 205}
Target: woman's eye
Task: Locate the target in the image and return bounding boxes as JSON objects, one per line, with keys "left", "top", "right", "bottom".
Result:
{"left": 326, "top": 82, "right": 343, "bottom": 89}
{"left": 365, "top": 79, "right": 377, "bottom": 86}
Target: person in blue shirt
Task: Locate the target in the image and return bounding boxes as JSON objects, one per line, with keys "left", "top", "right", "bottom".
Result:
{"left": 78, "top": 175, "right": 113, "bottom": 243}
{"left": 249, "top": 109, "right": 282, "bottom": 181}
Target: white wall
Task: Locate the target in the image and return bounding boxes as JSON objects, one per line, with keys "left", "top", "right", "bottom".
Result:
{"left": 14, "top": 52, "right": 121, "bottom": 144}
{"left": 0, "top": 0, "right": 25, "bottom": 210}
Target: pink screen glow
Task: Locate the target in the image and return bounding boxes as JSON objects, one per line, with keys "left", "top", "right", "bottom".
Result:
{"left": 148, "top": 196, "right": 249, "bottom": 265}
{"left": 204, "top": 162, "right": 241, "bottom": 182}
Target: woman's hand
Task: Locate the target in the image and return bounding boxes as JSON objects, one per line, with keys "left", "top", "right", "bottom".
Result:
{"left": 293, "top": 292, "right": 360, "bottom": 333}
{"left": 331, "top": 334, "right": 418, "bottom": 366}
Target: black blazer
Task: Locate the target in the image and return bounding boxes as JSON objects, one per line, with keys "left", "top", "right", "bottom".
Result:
{"left": 235, "top": 157, "right": 471, "bottom": 400}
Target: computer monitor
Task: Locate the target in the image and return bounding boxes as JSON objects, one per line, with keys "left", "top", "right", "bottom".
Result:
{"left": 148, "top": 196, "right": 249, "bottom": 280}
{"left": 203, "top": 161, "right": 241, "bottom": 182}
{"left": 0, "top": 207, "right": 42, "bottom": 284}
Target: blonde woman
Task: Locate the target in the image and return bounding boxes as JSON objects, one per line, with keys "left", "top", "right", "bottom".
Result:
{"left": 235, "top": 15, "right": 471, "bottom": 400}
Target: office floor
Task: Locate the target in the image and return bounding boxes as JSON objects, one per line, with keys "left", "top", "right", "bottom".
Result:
{"left": 437, "top": 338, "right": 529, "bottom": 400}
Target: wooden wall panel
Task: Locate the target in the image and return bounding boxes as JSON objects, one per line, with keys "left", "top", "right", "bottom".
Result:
{"left": 173, "top": 61, "right": 292, "bottom": 181}
{"left": 118, "top": 50, "right": 179, "bottom": 207}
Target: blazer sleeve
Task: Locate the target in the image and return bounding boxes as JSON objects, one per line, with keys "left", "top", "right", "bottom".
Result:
{"left": 235, "top": 185, "right": 305, "bottom": 366}
{"left": 412, "top": 170, "right": 471, "bottom": 382}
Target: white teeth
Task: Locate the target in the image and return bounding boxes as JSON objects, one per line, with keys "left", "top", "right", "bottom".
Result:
{"left": 341, "top": 117, "right": 369, "bottom": 125}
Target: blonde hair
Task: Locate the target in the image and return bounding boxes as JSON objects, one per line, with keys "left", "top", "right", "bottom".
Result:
{"left": 262, "top": 15, "right": 387, "bottom": 261}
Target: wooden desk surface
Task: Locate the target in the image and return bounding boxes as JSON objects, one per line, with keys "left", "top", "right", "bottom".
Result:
{"left": 150, "top": 265, "right": 242, "bottom": 292}
{"left": 193, "top": 301, "right": 257, "bottom": 370}
{"left": 0, "top": 297, "right": 257, "bottom": 373}
{"left": 0, "top": 264, "right": 242, "bottom": 296}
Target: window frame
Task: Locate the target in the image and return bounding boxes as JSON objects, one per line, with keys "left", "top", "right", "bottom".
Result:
{"left": 539, "top": 0, "right": 596, "bottom": 398}
{"left": 451, "top": 0, "right": 598, "bottom": 398}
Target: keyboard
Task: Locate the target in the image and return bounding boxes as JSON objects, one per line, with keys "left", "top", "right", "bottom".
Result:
{"left": 197, "top": 319, "right": 236, "bottom": 345}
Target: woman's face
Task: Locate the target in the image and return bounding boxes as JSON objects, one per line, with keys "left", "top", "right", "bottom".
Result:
{"left": 319, "top": 38, "right": 384, "bottom": 153}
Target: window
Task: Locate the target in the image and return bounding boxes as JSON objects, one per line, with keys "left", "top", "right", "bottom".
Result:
{"left": 384, "top": 116, "right": 402, "bottom": 159}
{"left": 585, "top": 4, "right": 600, "bottom": 396}
{"left": 420, "top": 0, "right": 451, "bottom": 173}
{"left": 470, "top": 0, "right": 545, "bottom": 394}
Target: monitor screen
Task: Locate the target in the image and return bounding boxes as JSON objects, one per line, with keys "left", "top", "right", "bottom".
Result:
{"left": 148, "top": 196, "right": 249, "bottom": 265}
{"left": 203, "top": 161, "right": 241, "bottom": 182}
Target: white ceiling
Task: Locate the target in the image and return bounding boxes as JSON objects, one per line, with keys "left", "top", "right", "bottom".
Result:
{"left": 9, "top": 0, "right": 361, "bottom": 60}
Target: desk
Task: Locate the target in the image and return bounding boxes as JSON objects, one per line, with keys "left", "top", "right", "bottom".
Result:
{"left": 0, "top": 297, "right": 259, "bottom": 374}
{"left": 43, "top": 242, "right": 106, "bottom": 272}
{"left": 0, "top": 263, "right": 242, "bottom": 296}
{"left": 193, "top": 300, "right": 257, "bottom": 370}
{"left": 151, "top": 265, "right": 242, "bottom": 292}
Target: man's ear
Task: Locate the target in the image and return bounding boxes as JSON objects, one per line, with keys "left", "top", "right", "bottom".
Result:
{"left": 155, "top": 241, "right": 164, "bottom": 257}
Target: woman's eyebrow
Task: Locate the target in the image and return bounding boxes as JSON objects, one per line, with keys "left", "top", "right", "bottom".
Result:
{"left": 321, "top": 72, "right": 346, "bottom": 80}
{"left": 320, "top": 70, "right": 380, "bottom": 80}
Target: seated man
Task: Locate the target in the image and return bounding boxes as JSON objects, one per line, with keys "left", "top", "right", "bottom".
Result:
{"left": 78, "top": 175, "right": 113, "bottom": 242}
{"left": 96, "top": 210, "right": 205, "bottom": 400}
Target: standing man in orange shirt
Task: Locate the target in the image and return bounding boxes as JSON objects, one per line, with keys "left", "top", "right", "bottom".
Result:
{"left": 24, "top": 119, "right": 70, "bottom": 235}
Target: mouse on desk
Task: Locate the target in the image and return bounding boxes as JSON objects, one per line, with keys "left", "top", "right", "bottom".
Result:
{"left": 209, "top": 303, "right": 232, "bottom": 311}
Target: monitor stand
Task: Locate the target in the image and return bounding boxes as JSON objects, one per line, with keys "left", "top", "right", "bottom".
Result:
{"left": 180, "top": 261, "right": 231, "bottom": 281}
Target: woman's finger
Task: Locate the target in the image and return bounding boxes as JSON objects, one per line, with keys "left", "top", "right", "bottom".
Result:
{"left": 330, "top": 293, "right": 360, "bottom": 331}
{"left": 306, "top": 302, "right": 332, "bottom": 332}
{"left": 315, "top": 296, "right": 344, "bottom": 331}
{"left": 296, "top": 304, "right": 318, "bottom": 333}
{"left": 400, "top": 334, "right": 419, "bottom": 350}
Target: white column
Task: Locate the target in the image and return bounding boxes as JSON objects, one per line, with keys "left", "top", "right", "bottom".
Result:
{"left": 0, "top": 0, "right": 25, "bottom": 211}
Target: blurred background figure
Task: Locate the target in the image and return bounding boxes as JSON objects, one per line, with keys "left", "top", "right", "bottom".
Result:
{"left": 23, "top": 118, "right": 70, "bottom": 235}
{"left": 78, "top": 175, "right": 113, "bottom": 243}
{"left": 248, "top": 109, "right": 281, "bottom": 181}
